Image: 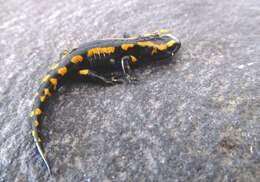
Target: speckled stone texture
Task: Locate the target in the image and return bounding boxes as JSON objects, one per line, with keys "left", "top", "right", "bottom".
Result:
{"left": 0, "top": 0, "right": 259, "bottom": 181}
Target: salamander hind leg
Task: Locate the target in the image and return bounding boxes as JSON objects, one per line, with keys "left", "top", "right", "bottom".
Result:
{"left": 78, "top": 69, "right": 122, "bottom": 85}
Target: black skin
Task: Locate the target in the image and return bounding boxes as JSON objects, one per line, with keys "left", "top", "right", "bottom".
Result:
{"left": 72, "top": 34, "right": 181, "bottom": 84}
{"left": 83, "top": 56, "right": 138, "bottom": 84}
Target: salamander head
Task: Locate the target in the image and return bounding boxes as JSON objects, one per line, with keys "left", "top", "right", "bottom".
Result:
{"left": 158, "top": 33, "right": 181, "bottom": 56}
{"left": 135, "top": 30, "right": 181, "bottom": 61}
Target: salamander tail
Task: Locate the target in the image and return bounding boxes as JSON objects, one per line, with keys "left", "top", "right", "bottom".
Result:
{"left": 34, "top": 138, "right": 52, "bottom": 175}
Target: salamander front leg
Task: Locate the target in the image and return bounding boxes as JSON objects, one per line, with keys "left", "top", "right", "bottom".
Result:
{"left": 78, "top": 69, "right": 122, "bottom": 85}
{"left": 120, "top": 56, "right": 138, "bottom": 83}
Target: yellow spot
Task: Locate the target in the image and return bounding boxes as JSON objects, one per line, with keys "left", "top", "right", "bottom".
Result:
{"left": 87, "top": 47, "right": 115, "bottom": 57}
{"left": 38, "top": 137, "right": 42, "bottom": 142}
{"left": 50, "top": 78, "right": 58, "bottom": 88}
{"left": 35, "top": 108, "right": 42, "bottom": 115}
{"left": 51, "top": 63, "right": 59, "bottom": 70}
{"left": 121, "top": 43, "right": 135, "bottom": 51}
{"left": 137, "top": 41, "right": 168, "bottom": 55}
{"left": 44, "top": 88, "right": 51, "bottom": 96}
{"left": 32, "top": 130, "right": 36, "bottom": 137}
{"left": 137, "top": 41, "right": 149, "bottom": 47}
{"left": 79, "top": 69, "right": 89, "bottom": 75}
{"left": 137, "top": 41, "right": 167, "bottom": 50}
{"left": 159, "top": 29, "right": 169, "bottom": 34}
{"left": 30, "top": 111, "right": 34, "bottom": 117}
{"left": 34, "top": 120, "right": 39, "bottom": 127}
{"left": 130, "top": 55, "right": 137, "bottom": 62}
{"left": 40, "top": 96, "right": 46, "bottom": 102}
{"left": 166, "top": 40, "right": 175, "bottom": 47}
{"left": 58, "top": 67, "right": 68, "bottom": 76}
{"left": 41, "top": 74, "right": 51, "bottom": 83}
{"left": 71, "top": 55, "right": 84, "bottom": 64}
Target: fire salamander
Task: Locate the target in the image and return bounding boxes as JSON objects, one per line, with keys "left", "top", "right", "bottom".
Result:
{"left": 30, "top": 30, "right": 181, "bottom": 174}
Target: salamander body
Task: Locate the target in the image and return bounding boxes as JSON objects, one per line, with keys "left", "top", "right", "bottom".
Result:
{"left": 30, "top": 30, "right": 181, "bottom": 174}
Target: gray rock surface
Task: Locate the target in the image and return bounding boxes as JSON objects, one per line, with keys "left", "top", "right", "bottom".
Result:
{"left": 0, "top": 0, "right": 259, "bottom": 181}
